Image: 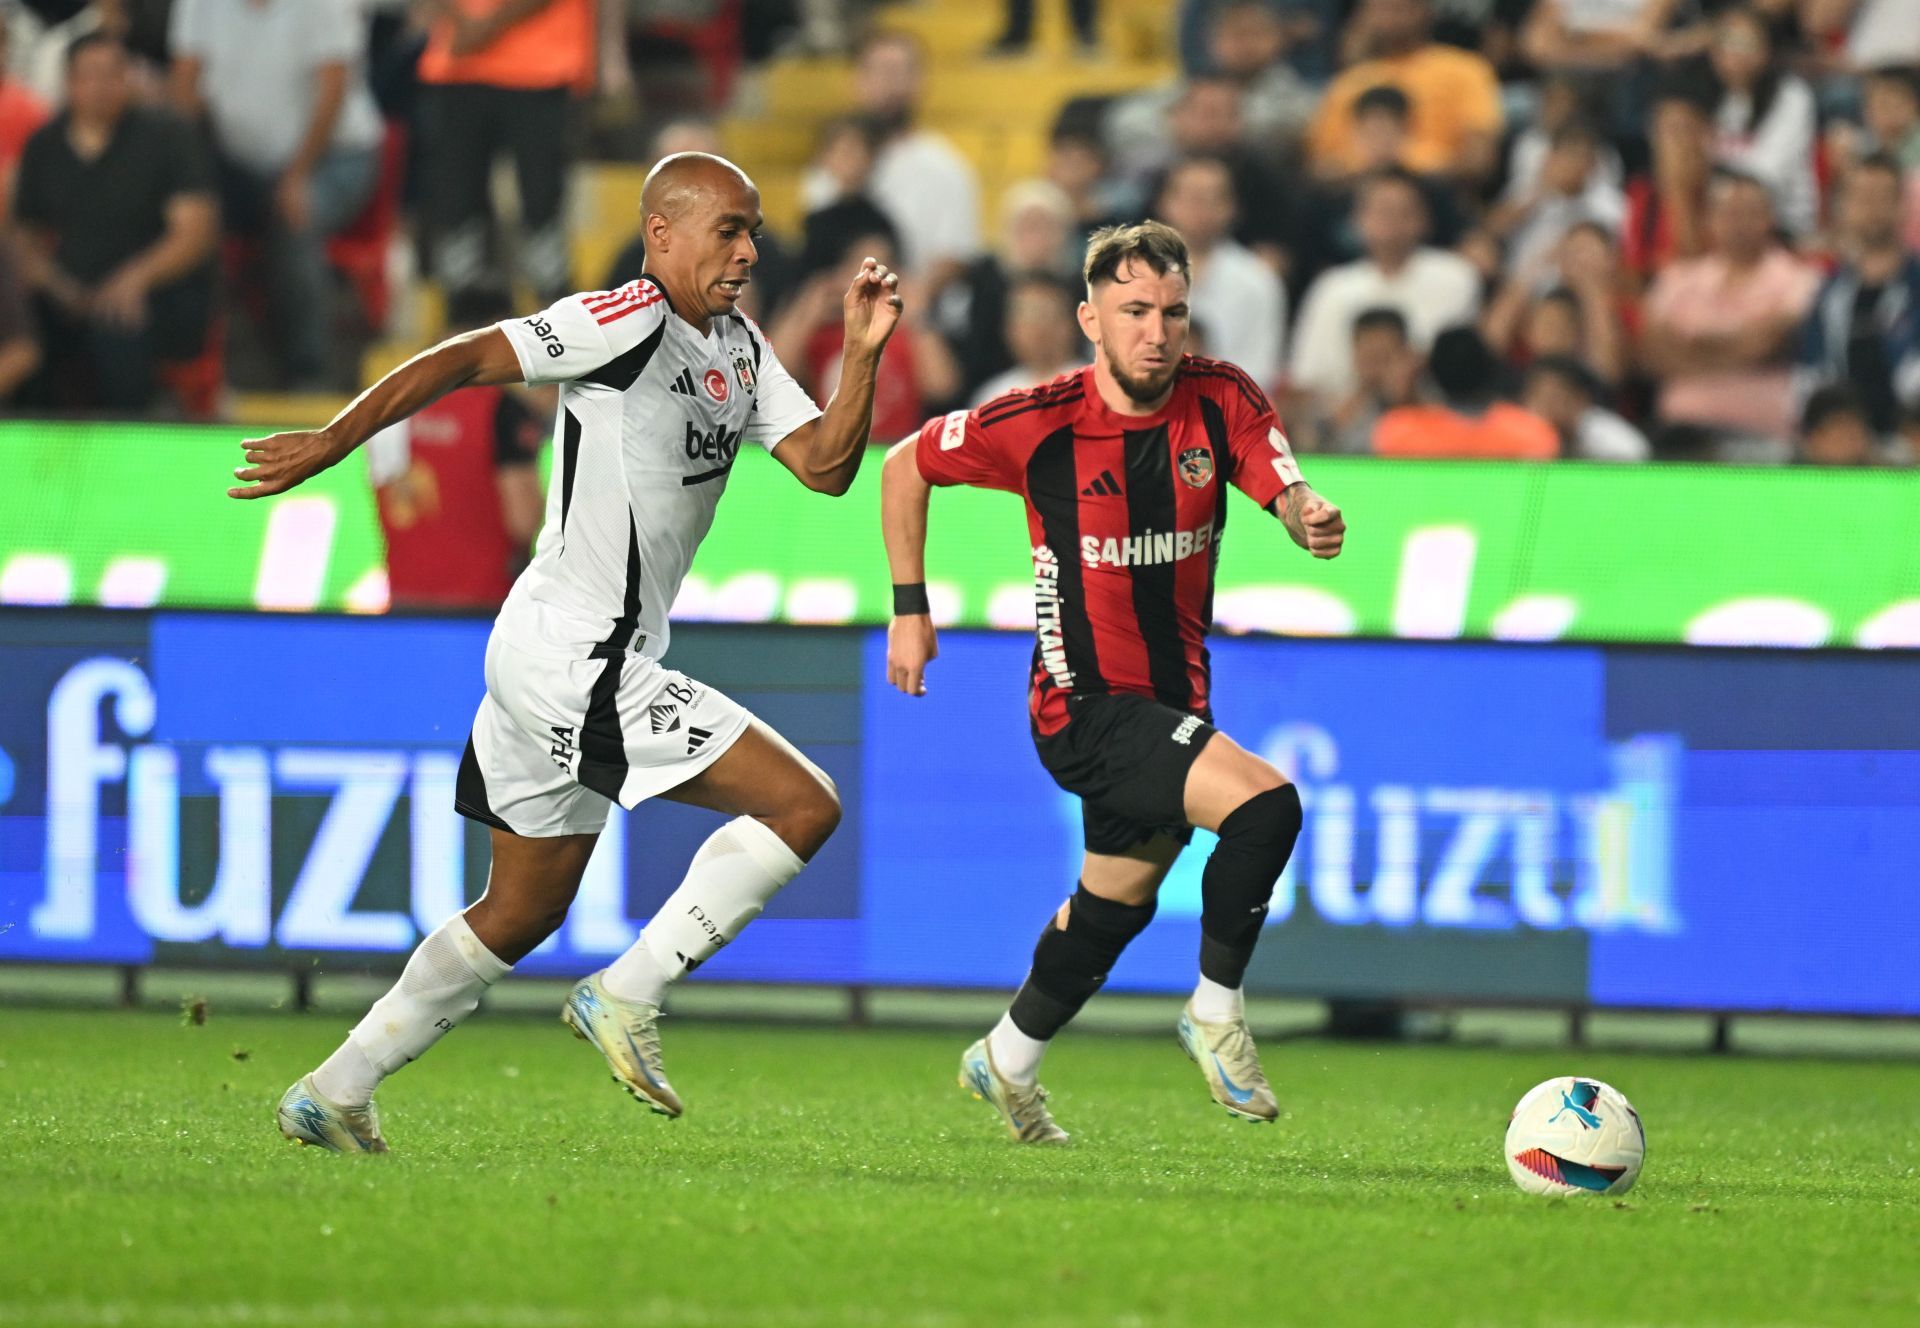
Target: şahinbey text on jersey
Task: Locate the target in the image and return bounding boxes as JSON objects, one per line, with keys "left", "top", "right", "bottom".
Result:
{"left": 1080, "top": 522, "right": 1215, "bottom": 569}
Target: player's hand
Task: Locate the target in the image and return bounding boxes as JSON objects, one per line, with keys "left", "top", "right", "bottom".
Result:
{"left": 1282, "top": 485, "right": 1345, "bottom": 559}
{"left": 843, "top": 256, "right": 903, "bottom": 358}
{"left": 887, "top": 613, "right": 937, "bottom": 696}
{"left": 229, "top": 428, "right": 347, "bottom": 500}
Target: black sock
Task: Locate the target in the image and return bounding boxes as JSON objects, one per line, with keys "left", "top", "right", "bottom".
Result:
{"left": 1007, "top": 884, "right": 1157, "bottom": 1040}
{"left": 1198, "top": 785, "right": 1303, "bottom": 988}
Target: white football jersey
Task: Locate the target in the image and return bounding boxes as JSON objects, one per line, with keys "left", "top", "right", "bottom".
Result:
{"left": 494, "top": 277, "right": 822, "bottom": 661}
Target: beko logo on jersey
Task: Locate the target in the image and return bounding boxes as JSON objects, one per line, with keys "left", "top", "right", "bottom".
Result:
{"left": 522, "top": 315, "right": 565, "bottom": 358}
{"left": 685, "top": 419, "right": 742, "bottom": 464}
{"left": 1032, "top": 543, "right": 1074, "bottom": 688}
{"left": 1080, "top": 524, "right": 1214, "bottom": 569}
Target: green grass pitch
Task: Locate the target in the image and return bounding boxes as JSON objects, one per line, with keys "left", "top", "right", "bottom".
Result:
{"left": 2, "top": 1006, "right": 1916, "bottom": 1327}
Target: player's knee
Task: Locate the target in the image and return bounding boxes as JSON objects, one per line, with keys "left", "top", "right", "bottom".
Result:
{"left": 1215, "top": 783, "right": 1303, "bottom": 877}
{"left": 773, "top": 774, "right": 841, "bottom": 860}
{"left": 1029, "top": 885, "right": 1157, "bottom": 1003}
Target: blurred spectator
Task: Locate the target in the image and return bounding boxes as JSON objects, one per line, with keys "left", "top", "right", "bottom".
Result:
{"left": 11, "top": 33, "right": 216, "bottom": 411}
{"left": 1306, "top": 0, "right": 1504, "bottom": 183}
{"left": 802, "top": 31, "right": 980, "bottom": 302}
{"left": 1485, "top": 119, "right": 1627, "bottom": 280}
{"left": 366, "top": 286, "right": 547, "bottom": 610}
{"left": 1117, "top": 77, "right": 1294, "bottom": 266}
{"left": 0, "top": 237, "right": 42, "bottom": 400}
{"left": 1803, "top": 0, "right": 1920, "bottom": 74}
{"left": 1296, "top": 84, "right": 1464, "bottom": 287}
{"left": 0, "top": 21, "right": 47, "bottom": 209}
{"left": 169, "top": 0, "right": 383, "bottom": 391}
{"left": 8, "top": 0, "right": 169, "bottom": 104}
{"left": 770, "top": 205, "right": 961, "bottom": 441}
{"left": 971, "top": 274, "right": 1085, "bottom": 404}
{"left": 1313, "top": 305, "right": 1420, "bottom": 453}
{"left": 1794, "top": 382, "right": 1876, "bottom": 464}
{"left": 1622, "top": 78, "right": 1717, "bottom": 284}
{"left": 1641, "top": 170, "right": 1819, "bottom": 451}
{"left": 1520, "top": 0, "right": 1681, "bottom": 73}
{"left": 1110, "top": 4, "right": 1315, "bottom": 176}
{"left": 1045, "top": 113, "right": 1135, "bottom": 238}
{"left": 1706, "top": 4, "right": 1819, "bottom": 236}
{"left": 1374, "top": 325, "right": 1560, "bottom": 457}
{"left": 1154, "top": 156, "right": 1286, "bottom": 391}
{"left": 1483, "top": 219, "right": 1630, "bottom": 380}
{"left": 1289, "top": 167, "right": 1481, "bottom": 411}
{"left": 1523, "top": 354, "right": 1652, "bottom": 459}
{"left": 989, "top": 0, "right": 1097, "bottom": 56}
{"left": 417, "top": 0, "right": 593, "bottom": 304}
{"left": 944, "top": 179, "right": 1078, "bottom": 397}
{"left": 1860, "top": 65, "right": 1920, "bottom": 169}
{"left": 1503, "top": 75, "right": 1624, "bottom": 201}
{"left": 1796, "top": 155, "right": 1920, "bottom": 443}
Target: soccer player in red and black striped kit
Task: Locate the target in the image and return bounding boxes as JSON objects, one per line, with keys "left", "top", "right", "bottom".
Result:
{"left": 882, "top": 221, "right": 1345, "bottom": 1143}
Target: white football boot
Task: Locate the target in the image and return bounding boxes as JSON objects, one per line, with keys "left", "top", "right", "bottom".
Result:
{"left": 1176, "top": 1003, "right": 1280, "bottom": 1123}
{"left": 562, "top": 971, "right": 684, "bottom": 1118}
{"left": 276, "top": 1075, "right": 390, "bottom": 1153}
{"left": 958, "top": 1037, "right": 1070, "bottom": 1145}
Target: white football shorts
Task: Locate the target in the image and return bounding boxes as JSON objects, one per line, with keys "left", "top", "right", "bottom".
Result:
{"left": 455, "top": 632, "right": 752, "bottom": 837}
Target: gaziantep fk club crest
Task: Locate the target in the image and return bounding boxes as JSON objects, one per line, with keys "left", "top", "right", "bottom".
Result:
{"left": 1177, "top": 446, "right": 1215, "bottom": 488}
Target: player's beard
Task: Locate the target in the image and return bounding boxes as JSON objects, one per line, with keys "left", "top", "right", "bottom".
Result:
{"left": 1102, "top": 343, "right": 1178, "bottom": 405}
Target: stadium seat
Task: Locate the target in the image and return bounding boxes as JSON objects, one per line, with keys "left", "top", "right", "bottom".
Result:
{"left": 327, "top": 121, "right": 409, "bottom": 334}
{"left": 157, "top": 311, "right": 227, "bottom": 422}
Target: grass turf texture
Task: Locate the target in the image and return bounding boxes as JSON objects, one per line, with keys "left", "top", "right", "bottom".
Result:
{"left": 2, "top": 1008, "right": 1916, "bottom": 1328}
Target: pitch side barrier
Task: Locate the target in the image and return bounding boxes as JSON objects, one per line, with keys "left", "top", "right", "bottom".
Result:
{"left": 2, "top": 610, "right": 1914, "bottom": 1034}
{"left": 5, "top": 419, "right": 1920, "bottom": 647}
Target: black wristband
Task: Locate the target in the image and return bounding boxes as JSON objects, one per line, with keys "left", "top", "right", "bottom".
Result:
{"left": 892, "top": 582, "right": 931, "bottom": 616}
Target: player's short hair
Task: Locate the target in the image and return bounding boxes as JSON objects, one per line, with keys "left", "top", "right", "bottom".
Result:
{"left": 1082, "top": 220, "right": 1190, "bottom": 289}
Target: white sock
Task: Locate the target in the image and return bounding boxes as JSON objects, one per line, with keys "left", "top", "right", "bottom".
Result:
{"left": 311, "top": 911, "right": 510, "bottom": 1107}
{"left": 1190, "top": 974, "right": 1245, "bottom": 1022}
{"left": 986, "top": 1011, "right": 1048, "bottom": 1087}
{"left": 601, "top": 816, "right": 804, "bottom": 1004}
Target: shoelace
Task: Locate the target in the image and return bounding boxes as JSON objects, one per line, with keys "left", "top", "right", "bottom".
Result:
{"left": 1213, "top": 1020, "right": 1267, "bottom": 1085}
{"left": 619, "top": 1010, "right": 667, "bottom": 1074}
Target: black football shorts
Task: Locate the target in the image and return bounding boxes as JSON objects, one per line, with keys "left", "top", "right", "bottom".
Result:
{"left": 1033, "top": 692, "right": 1217, "bottom": 854}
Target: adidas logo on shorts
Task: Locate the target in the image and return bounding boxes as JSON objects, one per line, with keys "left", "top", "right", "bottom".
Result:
{"left": 686, "top": 725, "right": 714, "bottom": 756}
{"left": 649, "top": 703, "right": 681, "bottom": 734}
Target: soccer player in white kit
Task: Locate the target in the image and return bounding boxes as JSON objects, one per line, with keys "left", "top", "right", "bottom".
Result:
{"left": 228, "top": 154, "right": 902, "bottom": 1152}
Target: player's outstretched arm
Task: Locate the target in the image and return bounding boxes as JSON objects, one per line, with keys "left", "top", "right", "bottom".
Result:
{"left": 768, "top": 257, "right": 902, "bottom": 496}
{"left": 1274, "top": 482, "right": 1346, "bottom": 560}
{"left": 228, "top": 327, "right": 525, "bottom": 500}
{"left": 881, "top": 437, "right": 937, "bottom": 696}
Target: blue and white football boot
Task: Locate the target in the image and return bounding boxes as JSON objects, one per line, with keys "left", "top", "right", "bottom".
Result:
{"left": 276, "top": 1075, "right": 390, "bottom": 1153}
{"left": 958, "top": 1037, "right": 1070, "bottom": 1145}
{"left": 562, "top": 971, "right": 684, "bottom": 1118}
{"left": 1176, "top": 1003, "right": 1280, "bottom": 1123}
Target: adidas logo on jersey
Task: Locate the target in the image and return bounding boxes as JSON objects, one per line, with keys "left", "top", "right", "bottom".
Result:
{"left": 648, "top": 703, "right": 681, "bottom": 734}
{"left": 1080, "top": 470, "right": 1122, "bottom": 497}
{"left": 686, "top": 725, "right": 714, "bottom": 756}
{"left": 668, "top": 367, "right": 699, "bottom": 396}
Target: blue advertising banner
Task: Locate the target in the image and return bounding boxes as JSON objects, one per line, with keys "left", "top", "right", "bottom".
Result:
{"left": 1, "top": 610, "right": 1915, "bottom": 1014}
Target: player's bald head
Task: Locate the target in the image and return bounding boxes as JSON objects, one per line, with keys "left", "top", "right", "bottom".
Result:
{"left": 641, "top": 152, "right": 758, "bottom": 225}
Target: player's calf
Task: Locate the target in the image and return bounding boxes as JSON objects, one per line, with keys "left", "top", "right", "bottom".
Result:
{"left": 1196, "top": 784, "right": 1303, "bottom": 997}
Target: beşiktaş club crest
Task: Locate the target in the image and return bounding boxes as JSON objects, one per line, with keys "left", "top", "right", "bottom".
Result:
{"left": 1177, "top": 446, "right": 1215, "bottom": 488}
{"left": 732, "top": 351, "right": 757, "bottom": 395}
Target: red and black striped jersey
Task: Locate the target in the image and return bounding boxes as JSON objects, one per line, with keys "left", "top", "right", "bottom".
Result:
{"left": 913, "top": 357, "right": 1304, "bottom": 736}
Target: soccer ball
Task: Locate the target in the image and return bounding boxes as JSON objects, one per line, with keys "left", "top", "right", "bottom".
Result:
{"left": 1504, "top": 1076, "right": 1645, "bottom": 1197}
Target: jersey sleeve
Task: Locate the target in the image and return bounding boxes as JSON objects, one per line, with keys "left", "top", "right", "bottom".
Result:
{"left": 497, "top": 282, "right": 667, "bottom": 386}
{"left": 742, "top": 321, "right": 823, "bottom": 451}
{"left": 1214, "top": 366, "right": 1304, "bottom": 510}
{"left": 912, "top": 406, "right": 1022, "bottom": 493}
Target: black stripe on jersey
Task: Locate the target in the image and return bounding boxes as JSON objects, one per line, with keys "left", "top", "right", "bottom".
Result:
{"left": 590, "top": 510, "right": 644, "bottom": 659}
{"left": 681, "top": 463, "right": 732, "bottom": 487}
{"left": 582, "top": 317, "right": 667, "bottom": 391}
{"left": 453, "top": 735, "right": 512, "bottom": 831}
{"left": 1026, "top": 425, "right": 1104, "bottom": 696}
{"left": 1183, "top": 361, "right": 1266, "bottom": 416}
{"left": 729, "top": 312, "right": 763, "bottom": 370}
{"left": 558, "top": 406, "right": 582, "bottom": 537}
{"left": 1198, "top": 396, "right": 1233, "bottom": 625}
{"left": 1123, "top": 425, "right": 1192, "bottom": 709}
{"left": 979, "top": 382, "right": 1084, "bottom": 427}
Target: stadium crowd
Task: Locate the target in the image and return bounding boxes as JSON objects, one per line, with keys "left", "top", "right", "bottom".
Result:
{"left": 0, "top": 0, "right": 1916, "bottom": 467}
